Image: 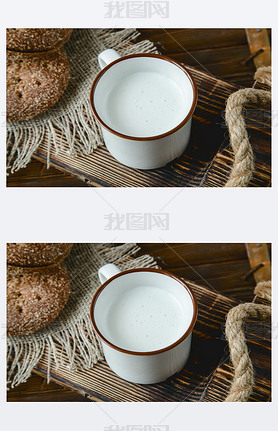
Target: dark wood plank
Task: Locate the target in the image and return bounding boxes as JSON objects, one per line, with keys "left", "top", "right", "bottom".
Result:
{"left": 139, "top": 243, "right": 267, "bottom": 301}
{"left": 6, "top": 375, "right": 90, "bottom": 402}
{"left": 138, "top": 29, "right": 250, "bottom": 52}
{"left": 163, "top": 46, "right": 254, "bottom": 77}
{"left": 7, "top": 160, "right": 89, "bottom": 187}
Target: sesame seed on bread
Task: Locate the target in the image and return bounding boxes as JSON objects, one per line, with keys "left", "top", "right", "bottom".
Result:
{"left": 7, "top": 263, "right": 71, "bottom": 336}
{"left": 7, "top": 28, "right": 73, "bottom": 52}
{"left": 6, "top": 48, "right": 70, "bottom": 122}
{"left": 7, "top": 243, "right": 73, "bottom": 267}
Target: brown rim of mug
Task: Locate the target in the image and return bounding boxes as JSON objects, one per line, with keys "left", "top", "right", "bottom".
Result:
{"left": 90, "top": 268, "right": 198, "bottom": 356}
{"left": 89, "top": 53, "right": 198, "bottom": 141}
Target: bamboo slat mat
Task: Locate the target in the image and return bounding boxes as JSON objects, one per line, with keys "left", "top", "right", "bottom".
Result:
{"left": 32, "top": 65, "right": 271, "bottom": 187}
{"left": 33, "top": 279, "right": 271, "bottom": 402}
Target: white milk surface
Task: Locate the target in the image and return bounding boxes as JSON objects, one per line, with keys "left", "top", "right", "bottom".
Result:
{"left": 104, "top": 71, "right": 187, "bottom": 137}
{"left": 105, "top": 285, "right": 188, "bottom": 352}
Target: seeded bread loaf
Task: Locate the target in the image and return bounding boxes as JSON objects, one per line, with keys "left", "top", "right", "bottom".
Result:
{"left": 7, "top": 263, "right": 71, "bottom": 336}
{"left": 6, "top": 48, "right": 70, "bottom": 122}
{"left": 7, "top": 28, "right": 73, "bottom": 52}
{"left": 7, "top": 243, "right": 73, "bottom": 267}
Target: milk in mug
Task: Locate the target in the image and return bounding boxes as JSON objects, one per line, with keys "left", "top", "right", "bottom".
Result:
{"left": 103, "top": 71, "right": 189, "bottom": 137}
{"left": 102, "top": 285, "right": 191, "bottom": 352}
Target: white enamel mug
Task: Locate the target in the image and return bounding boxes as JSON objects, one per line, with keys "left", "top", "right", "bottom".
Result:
{"left": 90, "top": 263, "right": 198, "bottom": 384}
{"left": 90, "top": 49, "right": 198, "bottom": 169}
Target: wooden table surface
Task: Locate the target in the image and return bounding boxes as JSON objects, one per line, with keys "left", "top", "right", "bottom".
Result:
{"left": 7, "top": 243, "right": 271, "bottom": 402}
{"left": 7, "top": 28, "right": 264, "bottom": 187}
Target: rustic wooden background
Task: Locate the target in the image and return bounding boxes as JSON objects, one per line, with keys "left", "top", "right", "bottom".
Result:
{"left": 7, "top": 28, "right": 270, "bottom": 187}
{"left": 7, "top": 243, "right": 271, "bottom": 402}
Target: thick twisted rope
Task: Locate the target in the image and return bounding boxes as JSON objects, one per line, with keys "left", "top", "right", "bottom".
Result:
{"left": 224, "top": 280, "right": 271, "bottom": 401}
{"left": 254, "top": 280, "right": 271, "bottom": 301}
{"left": 254, "top": 66, "right": 271, "bottom": 87}
{"left": 224, "top": 66, "right": 271, "bottom": 187}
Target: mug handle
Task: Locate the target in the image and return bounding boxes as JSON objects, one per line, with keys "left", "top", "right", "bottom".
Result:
{"left": 98, "top": 49, "right": 121, "bottom": 70}
{"left": 98, "top": 263, "right": 121, "bottom": 284}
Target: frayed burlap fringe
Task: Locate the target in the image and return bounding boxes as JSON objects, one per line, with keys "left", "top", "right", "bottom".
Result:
{"left": 7, "top": 29, "right": 158, "bottom": 174}
{"left": 224, "top": 280, "right": 271, "bottom": 401}
{"left": 7, "top": 243, "right": 159, "bottom": 388}
{"left": 224, "top": 66, "right": 271, "bottom": 187}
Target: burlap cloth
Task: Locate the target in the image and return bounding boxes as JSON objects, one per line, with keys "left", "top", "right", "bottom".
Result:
{"left": 7, "top": 243, "right": 159, "bottom": 388}
{"left": 7, "top": 29, "right": 157, "bottom": 174}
